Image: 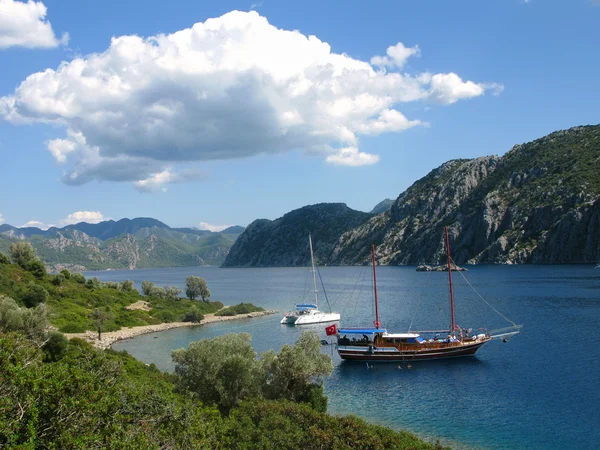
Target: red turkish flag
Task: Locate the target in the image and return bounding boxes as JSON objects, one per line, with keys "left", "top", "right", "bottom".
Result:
{"left": 325, "top": 324, "right": 337, "bottom": 336}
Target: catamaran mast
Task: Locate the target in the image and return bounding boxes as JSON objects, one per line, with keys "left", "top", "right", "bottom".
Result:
{"left": 372, "top": 244, "right": 381, "bottom": 329}
{"left": 309, "top": 234, "right": 318, "bottom": 307}
{"left": 444, "top": 227, "right": 456, "bottom": 336}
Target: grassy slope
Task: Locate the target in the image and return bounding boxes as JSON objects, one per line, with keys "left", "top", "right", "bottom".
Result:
{"left": 0, "top": 262, "right": 221, "bottom": 333}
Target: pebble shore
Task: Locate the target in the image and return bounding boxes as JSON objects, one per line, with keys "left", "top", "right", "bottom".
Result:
{"left": 64, "top": 310, "right": 277, "bottom": 349}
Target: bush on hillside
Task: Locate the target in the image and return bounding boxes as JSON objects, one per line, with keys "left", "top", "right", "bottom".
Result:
{"left": 71, "top": 272, "right": 86, "bottom": 284}
{"left": 0, "top": 252, "right": 10, "bottom": 265}
{"left": 24, "top": 259, "right": 46, "bottom": 279}
{"left": 22, "top": 283, "right": 49, "bottom": 308}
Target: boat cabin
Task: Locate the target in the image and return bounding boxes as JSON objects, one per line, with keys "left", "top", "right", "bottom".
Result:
{"left": 381, "top": 333, "right": 426, "bottom": 345}
{"left": 337, "top": 328, "right": 387, "bottom": 346}
{"left": 294, "top": 303, "right": 318, "bottom": 315}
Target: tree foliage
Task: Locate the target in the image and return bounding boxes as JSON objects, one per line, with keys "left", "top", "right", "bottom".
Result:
{"left": 24, "top": 258, "right": 47, "bottom": 278}
{"left": 71, "top": 272, "right": 86, "bottom": 284}
{"left": 141, "top": 280, "right": 155, "bottom": 296}
{"left": 261, "top": 332, "right": 333, "bottom": 408}
{"left": 185, "top": 276, "right": 210, "bottom": 301}
{"left": 9, "top": 241, "right": 37, "bottom": 267}
{"left": 173, "top": 333, "right": 262, "bottom": 413}
{"left": 90, "top": 308, "right": 111, "bottom": 340}
{"left": 0, "top": 252, "right": 10, "bottom": 265}
{"left": 22, "top": 283, "right": 49, "bottom": 307}
{"left": 0, "top": 328, "right": 441, "bottom": 450}
{"left": 0, "top": 295, "right": 49, "bottom": 343}
{"left": 173, "top": 332, "right": 333, "bottom": 414}
{"left": 43, "top": 331, "right": 69, "bottom": 362}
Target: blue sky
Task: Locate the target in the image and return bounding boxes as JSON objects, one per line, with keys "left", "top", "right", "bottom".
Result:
{"left": 0, "top": 0, "right": 599, "bottom": 230}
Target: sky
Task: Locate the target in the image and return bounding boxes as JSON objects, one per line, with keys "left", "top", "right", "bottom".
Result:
{"left": 0, "top": 0, "right": 599, "bottom": 231}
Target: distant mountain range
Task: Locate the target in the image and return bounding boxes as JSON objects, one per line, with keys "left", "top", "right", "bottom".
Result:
{"left": 0, "top": 218, "right": 244, "bottom": 271}
{"left": 224, "top": 124, "right": 600, "bottom": 266}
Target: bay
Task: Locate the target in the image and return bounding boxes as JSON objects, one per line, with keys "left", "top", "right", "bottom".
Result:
{"left": 86, "top": 265, "right": 600, "bottom": 450}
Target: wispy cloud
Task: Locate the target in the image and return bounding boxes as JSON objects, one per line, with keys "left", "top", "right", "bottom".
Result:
{"left": 0, "top": 213, "right": 4, "bottom": 224}
{"left": 250, "top": 1, "right": 263, "bottom": 10}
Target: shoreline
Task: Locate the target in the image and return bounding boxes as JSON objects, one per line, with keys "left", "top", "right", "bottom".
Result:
{"left": 64, "top": 309, "right": 277, "bottom": 349}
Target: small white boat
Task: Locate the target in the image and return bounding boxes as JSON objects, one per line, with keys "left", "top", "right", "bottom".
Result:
{"left": 280, "top": 235, "right": 340, "bottom": 326}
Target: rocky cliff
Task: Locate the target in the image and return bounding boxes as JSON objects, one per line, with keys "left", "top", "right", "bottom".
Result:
{"left": 225, "top": 124, "right": 600, "bottom": 266}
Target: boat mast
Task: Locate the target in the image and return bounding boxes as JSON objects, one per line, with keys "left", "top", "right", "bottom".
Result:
{"left": 444, "top": 227, "right": 456, "bottom": 336}
{"left": 372, "top": 244, "right": 381, "bottom": 329}
{"left": 309, "top": 234, "right": 318, "bottom": 307}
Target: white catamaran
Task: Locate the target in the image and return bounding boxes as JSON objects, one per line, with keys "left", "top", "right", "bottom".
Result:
{"left": 280, "top": 235, "right": 340, "bottom": 325}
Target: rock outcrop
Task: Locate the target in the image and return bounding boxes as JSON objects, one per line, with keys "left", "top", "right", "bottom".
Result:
{"left": 226, "top": 124, "right": 600, "bottom": 266}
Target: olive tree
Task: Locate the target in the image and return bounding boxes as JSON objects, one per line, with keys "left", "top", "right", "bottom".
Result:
{"left": 9, "top": 241, "right": 37, "bottom": 267}
{"left": 185, "top": 276, "right": 210, "bottom": 302}
{"left": 120, "top": 280, "right": 135, "bottom": 292}
{"left": 164, "top": 285, "right": 182, "bottom": 300}
{"left": 0, "top": 295, "right": 49, "bottom": 344}
{"left": 90, "top": 308, "right": 112, "bottom": 340}
{"left": 141, "top": 281, "right": 155, "bottom": 296}
{"left": 261, "top": 331, "right": 333, "bottom": 411}
{"left": 172, "top": 331, "right": 333, "bottom": 414}
{"left": 173, "top": 333, "right": 262, "bottom": 413}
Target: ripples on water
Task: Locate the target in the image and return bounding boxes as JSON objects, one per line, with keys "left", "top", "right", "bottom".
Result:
{"left": 89, "top": 265, "right": 600, "bottom": 450}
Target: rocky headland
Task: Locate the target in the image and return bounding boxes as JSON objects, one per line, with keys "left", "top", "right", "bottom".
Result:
{"left": 225, "top": 124, "right": 600, "bottom": 266}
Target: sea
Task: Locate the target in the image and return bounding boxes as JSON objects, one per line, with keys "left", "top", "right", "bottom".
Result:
{"left": 84, "top": 265, "right": 600, "bottom": 450}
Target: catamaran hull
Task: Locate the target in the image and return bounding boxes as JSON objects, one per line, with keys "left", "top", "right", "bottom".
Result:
{"left": 281, "top": 312, "right": 340, "bottom": 325}
{"left": 337, "top": 340, "right": 489, "bottom": 362}
{"left": 295, "top": 312, "right": 340, "bottom": 325}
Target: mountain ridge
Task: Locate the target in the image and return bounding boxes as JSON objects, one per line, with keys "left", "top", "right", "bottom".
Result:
{"left": 0, "top": 218, "right": 245, "bottom": 271}
{"left": 225, "top": 124, "right": 600, "bottom": 267}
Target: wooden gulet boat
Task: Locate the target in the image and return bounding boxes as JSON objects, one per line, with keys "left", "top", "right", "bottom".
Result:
{"left": 334, "top": 227, "right": 521, "bottom": 362}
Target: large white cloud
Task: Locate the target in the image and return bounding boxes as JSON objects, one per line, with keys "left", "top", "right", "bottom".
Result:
{"left": 0, "top": 10, "right": 501, "bottom": 190}
{"left": 0, "top": 0, "right": 68, "bottom": 49}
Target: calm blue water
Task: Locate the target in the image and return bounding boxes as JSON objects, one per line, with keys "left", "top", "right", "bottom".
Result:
{"left": 87, "top": 265, "right": 600, "bottom": 450}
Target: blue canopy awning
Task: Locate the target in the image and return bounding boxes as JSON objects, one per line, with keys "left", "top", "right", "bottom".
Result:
{"left": 338, "top": 328, "right": 387, "bottom": 334}
{"left": 295, "top": 303, "right": 318, "bottom": 311}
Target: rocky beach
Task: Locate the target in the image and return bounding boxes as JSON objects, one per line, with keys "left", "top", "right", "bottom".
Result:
{"left": 65, "top": 309, "right": 277, "bottom": 349}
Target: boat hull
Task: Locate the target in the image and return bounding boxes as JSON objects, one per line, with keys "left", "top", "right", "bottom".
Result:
{"left": 282, "top": 311, "right": 340, "bottom": 325}
{"left": 337, "top": 339, "right": 489, "bottom": 362}
{"left": 294, "top": 312, "right": 340, "bottom": 325}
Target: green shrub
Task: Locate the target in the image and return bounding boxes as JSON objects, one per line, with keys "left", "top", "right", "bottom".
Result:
{"left": 71, "top": 273, "right": 86, "bottom": 284}
{"left": 22, "top": 283, "right": 49, "bottom": 308}
{"left": 60, "top": 269, "right": 71, "bottom": 279}
{"left": 215, "top": 303, "right": 265, "bottom": 316}
{"left": 51, "top": 273, "right": 66, "bottom": 286}
{"left": 43, "top": 332, "right": 69, "bottom": 362}
{"left": 0, "top": 252, "right": 10, "bottom": 265}
{"left": 183, "top": 307, "right": 204, "bottom": 323}
{"left": 24, "top": 259, "right": 47, "bottom": 279}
